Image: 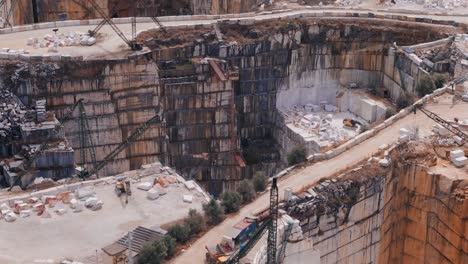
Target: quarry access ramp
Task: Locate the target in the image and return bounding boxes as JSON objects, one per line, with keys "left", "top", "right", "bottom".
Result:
{"left": 172, "top": 96, "right": 468, "bottom": 263}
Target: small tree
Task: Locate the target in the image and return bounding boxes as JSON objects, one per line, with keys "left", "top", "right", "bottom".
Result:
{"left": 416, "top": 74, "right": 436, "bottom": 96}
{"left": 432, "top": 73, "right": 446, "bottom": 89}
{"left": 168, "top": 224, "right": 190, "bottom": 243}
{"left": 184, "top": 209, "right": 206, "bottom": 236}
{"left": 287, "top": 146, "right": 306, "bottom": 166}
{"left": 221, "top": 191, "right": 243, "bottom": 213}
{"left": 237, "top": 179, "right": 255, "bottom": 203}
{"left": 203, "top": 199, "right": 225, "bottom": 225}
{"left": 138, "top": 240, "right": 168, "bottom": 264}
{"left": 161, "top": 235, "right": 176, "bottom": 257}
{"left": 253, "top": 172, "right": 268, "bottom": 192}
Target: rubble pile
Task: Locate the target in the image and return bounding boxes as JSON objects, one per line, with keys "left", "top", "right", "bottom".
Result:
{"left": 25, "top": 31, "right": 96, "bottom": 52}
{"left": 281, "top": 103, "right": 365, "bottom": 144}
{"left": 0, "top": 90, "right": 31, "bottom": 142}
{"left": 409, "top": 0, "right": 466, "bottom": 9}
{"left": 0, "top": 187, "right": 104, "bottom": 222}
{"left": 284, "top": 178, "right": 359, "bottom": 220}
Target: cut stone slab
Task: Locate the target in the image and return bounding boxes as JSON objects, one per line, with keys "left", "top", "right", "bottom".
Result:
{"left": 183, "top": 180, "right": 196, "bottom": 190}
{"left": 450, "top": 149, "right": 465, "bottom": 161}
{"left": 378, "top": 144, "right": 388, "bottom": 151}
{"left": 398, "top": 134, "right": 409, "bottom": 143}
{"left": 76, "top": 187, "right": 95, "bottom": 199}
{"left": 379, "top": 158, "right": 390, "bottom": 167}
{"left": 183, "top": 195, "right": 193, "bottom": 203}
{"left": 4, "top": 212, "right": 17, "bottom": 222}
{"left": 399, "top": 128, "right": 410, "bottom": 136}
{"left": 453, "top": 156, "right": 467, "bottom": 168}
{"left": 453, "top": 136, "right": 463, "bottom": 145}
{"left": 147, "top": 188, "right": 159, "bottom": 200}
{"left": 19, "top": 209, "right": 32, "bottom": 218}
{"left": 84, "top": 197, "right": 98, "bottom": 208}
{"left": 137, "top": 182, "right": 153, "bottom": 191}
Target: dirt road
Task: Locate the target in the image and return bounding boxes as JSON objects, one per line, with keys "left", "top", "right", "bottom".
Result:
{"left": 172, "top": 96, "right": 468, "bottom": 263}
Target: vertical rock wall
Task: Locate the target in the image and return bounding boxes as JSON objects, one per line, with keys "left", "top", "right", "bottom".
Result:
{"left": 11, "top": 56, "right": 165, "bottom": 176}
{"left": 288, "top": 144, "right": 467, "bottom": 264}
{"left": 379, "top": 162, "right": 468, "bottom": 264}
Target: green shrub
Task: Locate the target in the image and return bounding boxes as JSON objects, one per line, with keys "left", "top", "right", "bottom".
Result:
{"left": 287, "top": 146, "right": 306, "bottom": 166}
{"left": 221, "top": 191, "right": 243, "bottom": 213}
{"left": 237, "top": 179, "right": 255, "bottom": 203}
{"left": 253, "top": 172, "right": 268, "bottom": 192}
{"left": 184, "top": 209, "right": 206, "bottom": 236}
{"left": 385, "top": 108, "right": 395, "bottom": 119}
{"left": 432, "top": 73, "right": 446, "bottom": 89}
{"left": 161, "top": 235, "right": 176, "bottom": 257}
{"left": 138, "top": 239, "right": 168, "bottom": 264}
{"left": 416, "top": 74, "right": 436, "bottom": 96}
{"left": 203, "top": 199, "right": 225, "bottom": 225}
{"left": 396, "top": 93, "right": 411, "bottom": 110}
{"left": 168, "top": 224, "right": 190, "bottom": 243}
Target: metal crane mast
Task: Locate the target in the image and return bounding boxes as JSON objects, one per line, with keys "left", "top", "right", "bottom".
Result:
{"left": 267, "top": 178, "right": 279, "bottom": 264}
{"left": 78, "top": 101, "right": 98, "bottom": 177}
{"left": 414, "top": 105, "right": 468, "bottom": 141}
{"left": 84, "top": 0, "right": 167, "bottom": 50}
{"left": 226, "top": 178, "right": 279, "bottom": 264}
{"left": 82, "top": 109, "right": 163, "bottom": 178}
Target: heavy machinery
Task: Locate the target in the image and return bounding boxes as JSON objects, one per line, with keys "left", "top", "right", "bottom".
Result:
{"left": 205, "top": 245, "right": 228, "bottom": 264}
{"left": 79, "top": 108, "right": 163, "bottom": 178}
{"left": 81, "top": 0, "right": 166, "bottom": 51}
{"left": 115, "top": 178, "right": 132, "bottom": 204}
{"left": 343, "top": 119, "right": 362, "bottom": 128}
{"left": 208, "top": 178, "right": 278, "bottom": 264}
{"left": 413, "top": 104, "right": 468, "bottom": 142}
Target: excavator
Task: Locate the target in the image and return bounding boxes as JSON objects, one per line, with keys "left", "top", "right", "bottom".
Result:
{"left": 343, "top": 119, "right": 362, "bottom": 128}
{"left": 115, "top": 178, "right": 132, "bottom": 204}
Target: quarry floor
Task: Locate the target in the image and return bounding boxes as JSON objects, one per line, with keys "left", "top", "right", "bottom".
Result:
{"left": 0, "top": 176, "right": 205, "bottom": 264}
{"left": 1, "top": 8, "right": 468, "bottom": 59}
{"left": 172, "top": 95, "right": 468, "bottom": 264}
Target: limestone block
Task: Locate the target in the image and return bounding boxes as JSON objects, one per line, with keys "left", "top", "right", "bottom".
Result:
{"left": 450, "top": 149, "right": 465, "bottom": 161}
{"left": 4, "top": 212, "right": 17, "bottom": 222}
{"left": 76, "top": 187, "right": 95, "bottom": 199}
{"left": 398, "top": 135, "right": 409, "bottom": 143}
{"left": 184, "top": 180, "right": 196, "bottom": 190}
{"left": 137, "top": 182, "right": 152, "bottom": 191}
{"left": 183, "top": 195, "right": 193, "bottom": 203}
{"left": 147, "top": 188, "right": 159, "bottom": 200}
{"left": 453, "top": 156, "right": 467, "bottom": 167}
{"left": 19, "top": 209, "right": 31, "bottom": 218}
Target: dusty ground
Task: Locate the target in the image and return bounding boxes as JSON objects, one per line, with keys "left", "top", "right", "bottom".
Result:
{"left": 172, "top": 94, "right": 468, "bottom": 263}
{"left": 0, "top": 9, "right": 467, "bottom": 59}
{"left": 273, "top": 0, "right": 468, "bottom": 15}
{"left": 0, "top": 176, "right": 205, "bottom": 264}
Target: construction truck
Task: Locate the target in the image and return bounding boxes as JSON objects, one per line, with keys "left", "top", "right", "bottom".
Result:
{"left": 205, "top": 245, "right": 228, "bottom": 264}
{"left": 343, "top": 119, "right": 362, "bottom": 128}
{"left": 115, "top": 178, "right": 132, "bottom": 204}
